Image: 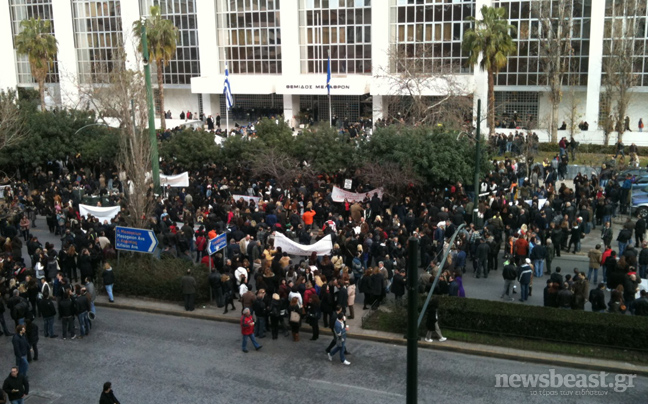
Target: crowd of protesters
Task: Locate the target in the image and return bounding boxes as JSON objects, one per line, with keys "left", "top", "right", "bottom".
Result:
{"left": 0, "top": 121, "right": 647, "bottom": 390}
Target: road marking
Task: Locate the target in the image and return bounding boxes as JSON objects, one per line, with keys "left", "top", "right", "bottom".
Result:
{"left": 302, "top": 378, "right": 404, "bottom": 398}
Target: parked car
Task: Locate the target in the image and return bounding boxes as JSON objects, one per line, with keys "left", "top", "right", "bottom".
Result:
{"left": 631, "top": 194, "right": 648, "bottom": 218}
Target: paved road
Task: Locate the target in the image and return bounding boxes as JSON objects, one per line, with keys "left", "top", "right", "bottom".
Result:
{"left": 0, "top": 309, "right": 645, "bottom": 403}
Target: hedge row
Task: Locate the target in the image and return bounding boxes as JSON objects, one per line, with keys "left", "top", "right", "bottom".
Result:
{"left": 364, "top": 296, "right": 648, "bottom": 350}
{"left": 103, "top": 256, "right": 211, "bottom": 303}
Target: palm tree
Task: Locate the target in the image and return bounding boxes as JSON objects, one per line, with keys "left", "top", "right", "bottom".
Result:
{"left": 462, "top": 6, "right": 516, "bottom": 136}
{"left": 14, "top": 18, "right": 58, "bottom": 112}
{"left": 133, "top": 5, "right": 179, "bottom": 131}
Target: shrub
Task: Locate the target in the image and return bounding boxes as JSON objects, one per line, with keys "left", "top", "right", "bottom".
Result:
{"left": 103, "top": 255, "right": 211, "bottom": 303}
{"left": 364, "top": 296, "right": 648, "bottom": 350}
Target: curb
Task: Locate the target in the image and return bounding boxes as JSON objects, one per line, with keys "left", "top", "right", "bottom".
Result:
{"left": 96, "top": 301, "right": 648, "bottom": 377}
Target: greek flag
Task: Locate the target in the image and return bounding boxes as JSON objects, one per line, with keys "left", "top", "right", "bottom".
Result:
{"left": 224, "top": 63, "right": 233, "bottom": 110}
{"left": 326, "top": 55, "right": 331, "bottom": 96}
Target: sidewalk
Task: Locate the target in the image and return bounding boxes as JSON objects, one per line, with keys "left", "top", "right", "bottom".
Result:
{"left": 95, "top": 294, "right": 648, "bottom": 377}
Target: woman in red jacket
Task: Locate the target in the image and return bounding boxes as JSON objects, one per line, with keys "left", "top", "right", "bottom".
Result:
{"left": 240, "top": 308, "right": 262, "bottom": 353}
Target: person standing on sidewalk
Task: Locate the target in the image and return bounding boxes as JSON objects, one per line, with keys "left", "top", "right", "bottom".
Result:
{"left": 327, "top": 312, "right": 351, "bottom": 365}
{"left": 181, "top": 269, "right": 196, "bottom": 312}
{"left": 240, "top": 308, "right": 262, "bottom": 353}
{"left": 587, "top": 244, "right": 602, "bottom": 284}
{"left": 102, "top": 263, "right": 115, "bottom": 303}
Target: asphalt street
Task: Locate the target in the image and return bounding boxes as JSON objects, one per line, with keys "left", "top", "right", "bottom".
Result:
{"left": 1, "top": 308, "right": 645, "bottom": 403}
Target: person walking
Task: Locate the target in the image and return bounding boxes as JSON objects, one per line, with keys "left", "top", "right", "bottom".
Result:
{"left": 327, "top": 312, "right": 351, "bottom": 365}
{"left": 240, "top": 308, "right": 262, "bottom": 353}
{"left": 102, "top": 263, "right": 115, "bottom": 303}
{"left": 181, "top": 269, "right": 196, "bottom": 312}
{"left": 99, "top": 382, "right": 120, "bottom": 404}
{"left": 11, "top": 326, "right": 29, "bottom": 376}
{"left": 2, "top": 367, "right": 29, "bottom": 404}
{"left": 424, "top": 297, "right": 447, "bottom": 342}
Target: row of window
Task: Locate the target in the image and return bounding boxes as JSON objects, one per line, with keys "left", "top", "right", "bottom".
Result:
{"left": 8, "top": 0, "right": 648, "bottom": 86}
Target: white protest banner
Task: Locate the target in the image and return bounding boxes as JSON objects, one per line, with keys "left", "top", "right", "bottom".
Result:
{"left": 232, "top": 194, "right": 261, "bottom": 205}
{"left": 160, "top": 172, "right": 189, "bottom": 187}
{"left": 79, "top": 204, "right": 120, "bottom": 223}
{"left": 524, "top": 198, "right": 548, "bottom": 208}
{"left": 274, "top": 232, "right": 332, "bottom": 256}
{"left": 331, "top": 186, "right": 383, "bottom": 203}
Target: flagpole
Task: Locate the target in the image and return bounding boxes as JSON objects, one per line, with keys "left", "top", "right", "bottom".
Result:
{"left": 328, "top": 48, "right": 332, "bottom": 128}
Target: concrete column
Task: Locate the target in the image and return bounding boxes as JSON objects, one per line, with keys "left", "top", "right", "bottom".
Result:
{"left": 197, "top": 0, "right": 219, "bottom": 75}
{"left": 0, "top": 0, "right": 18, "bottom": 92}
{"left": 473, "top": 0, "right": 491, "bottom": 137}
{"left": 585, "top": 3, "right": 605, "bottom": 130}
{"left": 372, "top": 0, "right": 390, "bottom": 78}
{"left": 283, "top": 94, "right": 300, "bottom": 129}
{"left": 372, "top": 94, "right": 384, "bottom": 124}
{"left": 120, "top": 0, "right": 142, "bottom": 71}
{"left": 201, "top": 93, "right": 212, "bottom": 116}
{"left": 52, "top": 0, "right": 79, "bottom": 107}
{"left": 279, "top": 0, "right": 299, "bottom": 77}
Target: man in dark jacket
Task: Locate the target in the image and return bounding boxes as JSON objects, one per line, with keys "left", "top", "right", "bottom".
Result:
{"left": 530, "top": 240, "right": 547, "bottom": 277}
{"left": 3, "top": 367, "right": 29, "bottom": 402}
{"left": 208, "top": 268, "right": 223, "bottom": 307}
{"left": 12, "top": 325, "right": 30, "bottom": 376}
{"left": 635, "top": 217, "right": 646, "bottom": 246}
{"left": 75, "top": 289, "right": 91, "bottom": 338}
{"left": 391, "top": 269, "right": 407, "bottom": 303}
{"left": 252, "top": 290, "right": 268, "bottom": 339}
{"left": 58, "top": 292, "right": 75, "bottom": 340}
{"left": 475, "top": 238, "right": 490, "bottom": 278}
{"left": 589, "top": 282, "right": 606, "bottom": 312}
{"left": 181, "top": 269, "right": 197, "bottom": 312}
{"left": 37, "top": 293, "right": 57, "bottom": 338}
{"left": 99, "top": 381, "right": 120, "bottom": 404}
{"left": 639, "top": 242, "right": 648, "bottom": 279}
{"left": 501, "top": 261, "right": 517, "bottom": 301}
{"left": 7, "top": 291, "right": 28, "bottom": 328}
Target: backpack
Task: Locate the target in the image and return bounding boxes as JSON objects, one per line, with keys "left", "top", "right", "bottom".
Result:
{"left": 352, "top": 257, "right": 363, "bottom": 276}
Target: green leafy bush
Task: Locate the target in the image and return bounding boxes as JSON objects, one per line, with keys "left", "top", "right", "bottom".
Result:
{"left": 364, "top": 296, "right": 648, "bottom": 350}
{"left": 104, "top": 256, "right": 211, "bottom": 303}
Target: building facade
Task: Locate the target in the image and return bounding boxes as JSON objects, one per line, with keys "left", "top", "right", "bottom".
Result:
{"left": 1, "top": 0, "right": 647, "bottom": 143}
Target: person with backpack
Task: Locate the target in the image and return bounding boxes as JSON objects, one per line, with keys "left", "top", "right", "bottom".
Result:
{"left": 351, "top": 253, "right": 363, "bottom": 284}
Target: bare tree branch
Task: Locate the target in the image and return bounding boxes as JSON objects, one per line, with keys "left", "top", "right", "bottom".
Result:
{"left": 0, "top": 89, "right": 30, "bottom": 151}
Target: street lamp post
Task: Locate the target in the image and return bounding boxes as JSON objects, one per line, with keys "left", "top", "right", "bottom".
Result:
{"left": 473, "top": 99, "right": 482, "bottom": 224}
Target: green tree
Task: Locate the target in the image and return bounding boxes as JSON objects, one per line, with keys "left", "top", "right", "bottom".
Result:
{"left": 362, "top": 126, "right": 489, "bottom": 186}
{"left": 159, "top": 130, "right": 221, "bottom": 170}
{"left": 294, "top": 126, "right": 357, "bottom": 174}
{"left": 133, "top": 6, "right": 179, "bottom": 131}
{"left": 14, "top": 18, "right": 58, "bottom": 112}
{"left": 462, "top": 6, "right": 516, "bottom": 136}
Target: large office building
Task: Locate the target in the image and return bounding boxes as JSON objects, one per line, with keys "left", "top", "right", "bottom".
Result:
{"left": 1, "top": 0, "right": 647, "bottom": 143}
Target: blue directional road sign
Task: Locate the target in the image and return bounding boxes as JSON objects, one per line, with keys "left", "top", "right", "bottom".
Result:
{"left": 207, "top": 233, "right": 228, "bottom": 255}
{"left": 115, "top": 226, "right": 159, "bottom": 254}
